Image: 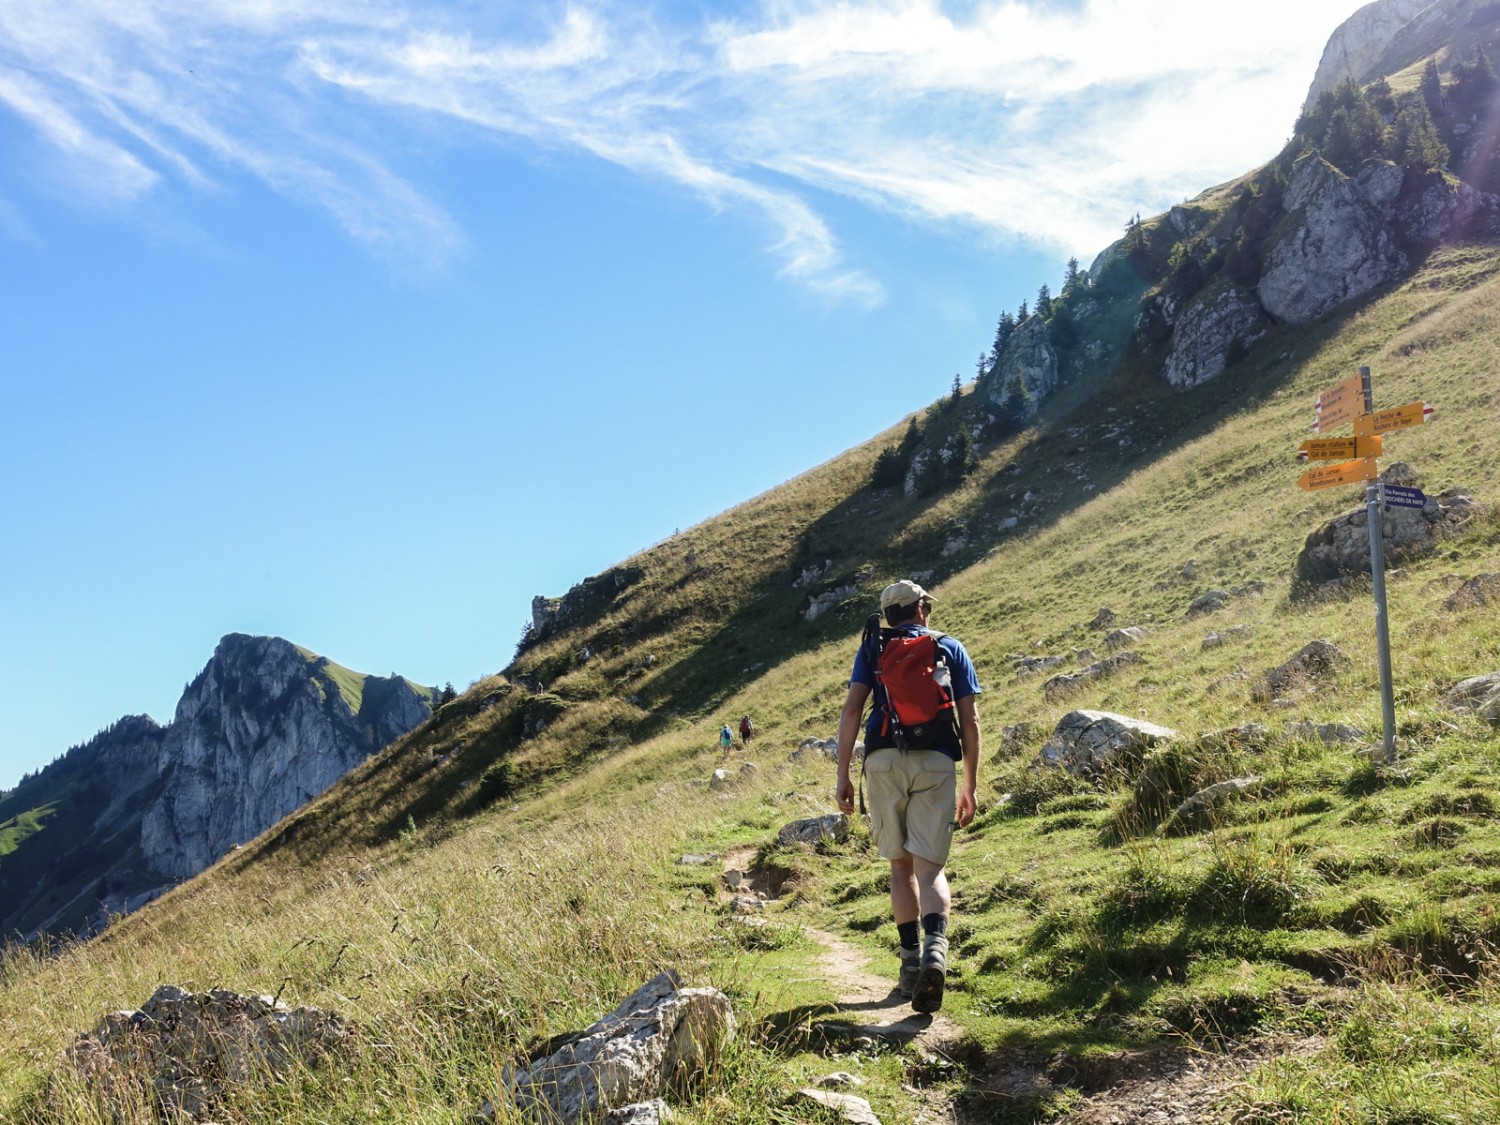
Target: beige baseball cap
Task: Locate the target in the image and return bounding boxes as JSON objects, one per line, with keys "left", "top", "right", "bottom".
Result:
{"left": 880, "top": 579, "right": 933, "bottom": 611}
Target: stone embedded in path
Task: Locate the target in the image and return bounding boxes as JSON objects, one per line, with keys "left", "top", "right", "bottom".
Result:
{"left": 486, "top": 971, "right": 735, "bottom": 1125}
{"left": 778, "top": 814, "right": 851, "bottom": 847}
{"left": 797, "top": 1087, "right": 883, "bottom": 1125}
{"left": 709, "top": 769, "right": 733, "bottom": 790}
{"left": 67, "top": 984, "right": 348, "bottom": 1122}
{"left": 1038, "top": 711, "right": 1179, "bottom": 777}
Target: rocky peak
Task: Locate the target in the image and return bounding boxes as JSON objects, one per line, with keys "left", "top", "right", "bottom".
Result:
{"left": 0, "top": 635, "right": 435, "bottom": 940}
{"left": 1305, "top": 0, "right": 1433, "bottom": 105}
{"left": 141, "top": 636, "right": 433, "bottom": 881}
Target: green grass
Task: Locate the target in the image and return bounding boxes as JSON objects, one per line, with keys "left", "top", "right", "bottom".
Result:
{"left": 3, "top": 238, "right": 1500, "bottom": 1122}
{"left": 0, "top": 805, "right": 55, "bottom": 858}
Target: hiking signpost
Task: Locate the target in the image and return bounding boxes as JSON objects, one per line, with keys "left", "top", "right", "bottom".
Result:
{"left": 1294, "top": 366, "right": 1433, "bottom": 762}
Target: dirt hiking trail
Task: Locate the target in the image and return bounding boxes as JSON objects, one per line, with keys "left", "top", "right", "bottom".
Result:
{"left": 719, "top": 843, "right": 1317, "bottom": 1124}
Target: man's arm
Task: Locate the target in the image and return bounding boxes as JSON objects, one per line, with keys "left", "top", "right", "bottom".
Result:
{"left": 955, "top": 694, "right": 980, "bottom": 826}
{"left": 834, "top": 682, "right": 871, "bottom": 814}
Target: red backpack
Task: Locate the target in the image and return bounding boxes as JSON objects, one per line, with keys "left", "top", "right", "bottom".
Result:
{"left": 864, "top": 614, "right": 960, "bottom": 751}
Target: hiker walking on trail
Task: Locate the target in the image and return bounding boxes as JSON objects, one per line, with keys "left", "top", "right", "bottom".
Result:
{"left": 739, "top": 715, "right": 754, "bottom": 746}
{"left": 719, "top": 724, "right": 734, "bottom": 756}
{"left": 834, "top": 580, "right": 981, "bottom": 1014}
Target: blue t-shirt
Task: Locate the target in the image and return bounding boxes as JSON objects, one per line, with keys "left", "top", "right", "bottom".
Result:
{"left": 851, "top": 626, "right": 981, "bottom": 760}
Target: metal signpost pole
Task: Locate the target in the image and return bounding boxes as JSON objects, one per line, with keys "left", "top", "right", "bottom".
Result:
{"left": 1360, "top": 366, "right": 1398, "bottom": 762}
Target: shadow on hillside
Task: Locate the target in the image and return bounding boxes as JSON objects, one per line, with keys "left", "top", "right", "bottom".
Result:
{"left": 633, "top": 303, "right": 1360, "bottom": 726}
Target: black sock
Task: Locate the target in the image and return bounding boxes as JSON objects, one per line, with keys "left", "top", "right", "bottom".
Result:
{"left": 921, "top": 912, "right": 948, "bottom": 938}
{"left": 897, "top": 921, "right": 920, "bottom": 951}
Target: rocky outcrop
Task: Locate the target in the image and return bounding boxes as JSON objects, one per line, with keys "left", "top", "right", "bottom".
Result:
{"left": 1297, "top": 464, "right": 1482, "bottom": 583}
{"left": 1161, "top": 281, "right": 1269, "bottom": 387}
{"left": 530, "top": 565, "right": 646, "bottom": 643}
{"left": 1038, "top": 711, "right": 1179, "bottom": 777}
{"left": 981, "top": 316, "right": 1058, "bottom": 425}
{"left": 1305, "top": 0, "right": 1432, "bottom": 105}
{"left": 1259, "top": 155, "right": 1409, "bottom": 323}
{"left": 139, "top": 635, "right": 433, "bottom": 880}
{"left": 1042, "top": 652, "right": 1143, "bottom": 701}
{"left": 1259, "top": 155, "right": 1490, "bottom": 324}
{"left": 484, "top": 971, "right": 735, "bottom": 1125}
{"left": 1259, "top": 640, "right": 1351, "bottom": 701}
{"left": 68, "top": 984, "right": 348, "bottom": 1121}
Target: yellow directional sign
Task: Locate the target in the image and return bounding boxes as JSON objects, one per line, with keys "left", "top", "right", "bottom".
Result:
{"left": 1371, "top": 400, "right": 1433, "bottom": 434}
{"left": 1298, "top": 438, "right": 1353, "bottom": 461}
{"left": 1314, "top": 373, "right": 1366, "bottom": 433}
{"left": 1297, "top": 457, "right": 1379, "bottom": 491}
{"left": 1296, "top": 435, "right": 1384, "bottom": 461}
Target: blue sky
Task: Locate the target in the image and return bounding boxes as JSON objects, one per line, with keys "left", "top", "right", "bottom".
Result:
{"left": 0, "top": 0, "right": 1366, "bottom": 789}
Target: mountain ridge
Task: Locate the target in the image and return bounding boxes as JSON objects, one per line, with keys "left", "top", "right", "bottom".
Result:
{"left": 0, "top": 634, "right": 435, "bottom": 940}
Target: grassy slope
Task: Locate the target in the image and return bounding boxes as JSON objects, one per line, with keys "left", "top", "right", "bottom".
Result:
{"left": 3, "top": 243, "right": 1500, "bottom": 1123}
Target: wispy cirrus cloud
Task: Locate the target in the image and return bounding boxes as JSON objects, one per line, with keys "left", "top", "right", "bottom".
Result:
{"left": 0, "top": 0, "right": 1361, "bottom": 292}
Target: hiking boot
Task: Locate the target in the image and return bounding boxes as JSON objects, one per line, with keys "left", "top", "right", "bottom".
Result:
{"left": 911, "top": 933, "right": 948, "bottom": 1013}
{"left": 898, "top": 948, "right": 921, "bottom": 999}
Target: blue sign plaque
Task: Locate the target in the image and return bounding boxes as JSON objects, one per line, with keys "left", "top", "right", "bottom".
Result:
{"left": 1384, "top": 485, "right": 1427, "bottom": 510}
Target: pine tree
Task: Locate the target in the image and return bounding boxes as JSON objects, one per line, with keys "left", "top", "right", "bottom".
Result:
{"left": 1062, "top": 256, "right": 1083, "bottom": 294}
{"left": 993, "top": 310, "right": 1016, "bottom": 359}
{"left": 1036, "top": 283, "right": 1053, "bottom": 319}
{"left": 1420, "top": 58, "right": 1445, "bottom": 121}
{"left": 1321, "top": 86, "right": 1383, "bottom": 171}
{"left": 1017, "top": 299, "right": 1029, "bottom": 321}
{"left": 1390, "top": 99, "right": 1450, "bottom": 171}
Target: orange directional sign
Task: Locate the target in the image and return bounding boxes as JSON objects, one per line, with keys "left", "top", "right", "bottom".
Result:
{"left": 1371, "top": 401, "right": 1434, "bottom": 434}
{"left": 1297, "top": 457, "right": 1379, "bottom": 491}
{"left": 1314, "top": 373, "right": 1366, "bottom": 432}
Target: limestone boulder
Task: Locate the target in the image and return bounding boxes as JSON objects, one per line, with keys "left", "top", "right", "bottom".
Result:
{"left": 1297, "top": 468, "right": 1481, "bottom": 583}
{"left": 1038, "top": 711, "right": 1179, "bottom": 777}
{"left": 489, "top": 972, "right": 735, "bottom": 1125}
{"left": 68, "top": 985, "right": 347, "bottom": 1121}
{"left": 778, "top": 814, "right": 850, "bottom": 847}
{"left": 1042, "top": 652, "right": 1142, "bottom": 701}
{"left": 1260, "top": 640, "right": 1350, "bottom": 701}
{"left": 1446, "top": 673, "right": 1500, "bottom": 716}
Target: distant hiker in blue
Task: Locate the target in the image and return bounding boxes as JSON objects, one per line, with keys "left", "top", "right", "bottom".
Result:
{"left": 835, "top": 580, "right": 981, "bottom": 1014}
{"left": 719, "top": 724, "right": 734, "bottom": 756}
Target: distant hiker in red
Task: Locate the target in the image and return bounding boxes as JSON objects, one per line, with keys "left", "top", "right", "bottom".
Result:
{"left": 835, "top": 580, "right": 981, "bottom": 1014}
{"left": 739, "top": 715, "right": 754, "bottom": 746}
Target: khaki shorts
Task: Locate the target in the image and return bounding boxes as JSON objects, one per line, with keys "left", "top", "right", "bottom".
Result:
{"left": 863, "top": 748, "right": 957, "bottom": 866}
